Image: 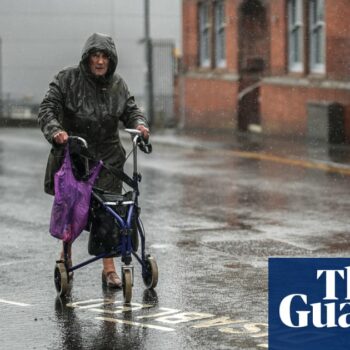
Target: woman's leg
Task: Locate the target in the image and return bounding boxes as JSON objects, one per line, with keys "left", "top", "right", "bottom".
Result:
{"left": 60, "top": 242, "right": 72, "bottom": 262}
{"left": 103, "top": 257, "right": 116, "bottom": 273}
{"left": 102, "top": 258, "right": 122, "bottom": 288}
{"left": 60, "top": 242, "right": 73, "bottom": 277}
{"left": 95, "top": 176, "right": 123, "bottom": 288}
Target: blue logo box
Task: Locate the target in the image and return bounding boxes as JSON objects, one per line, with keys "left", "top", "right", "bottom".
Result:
{"left": 269, "top": 258, "right": 350, "bottom": 350}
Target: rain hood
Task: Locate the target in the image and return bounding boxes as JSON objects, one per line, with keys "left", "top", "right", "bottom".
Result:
{"left": 80, "top": 32, "right": 118, "bottom": 81}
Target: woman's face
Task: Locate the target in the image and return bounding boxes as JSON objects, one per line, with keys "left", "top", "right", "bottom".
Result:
{"left": 89, "top": 51, "right": 110, "bottom": 76}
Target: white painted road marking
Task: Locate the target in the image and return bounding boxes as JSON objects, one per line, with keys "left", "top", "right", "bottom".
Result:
{"left": 192, "top": 317, "right": 248, "bottom": 328}
{"left": 155, "top": 311, "right": 214, "bottom": 324}
{"left": 136, "top": 307, "right": 180, "bottom": 319}
{"left": 0, "top": 259, "right": 41, "bottom": 267}
{"left": 68, "top": 298, "right": 268, "bottom": 348}
{"left": 95, "top": 316, "right": 175, "bottom": 332}
{"left": 0, "top": 298, "right": 31, "bottom": 307}
{"left": 0, "top": 294, "right": 268, "bottom": 347}
{"left": 67, "top": 299, "right": 107, "bottom": 309}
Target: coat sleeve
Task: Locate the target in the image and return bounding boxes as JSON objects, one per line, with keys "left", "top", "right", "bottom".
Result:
{"left": 119, "top": 78, "right": 149, "bottom": 129}
{"left": 38, "top": 73, "right": 65, "bottom": 143}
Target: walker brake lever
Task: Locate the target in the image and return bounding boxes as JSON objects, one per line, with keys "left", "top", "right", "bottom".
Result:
{"left": 138, "top": 138, "right": 152, "bottom": 154}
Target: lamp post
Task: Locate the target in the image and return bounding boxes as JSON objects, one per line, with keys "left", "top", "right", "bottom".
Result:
{"left": 144, "top": 0, "right": 154, "bottom": 126}
{"left": 0, "top": 37, "right": 2, "bottom": 118}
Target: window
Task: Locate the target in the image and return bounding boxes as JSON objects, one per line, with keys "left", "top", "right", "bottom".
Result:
{"left": 198, "top": 1, "right": 226, "bottom": 69}
{"left": 214, "top": 1, "right": 226, "bottom": 67}
{"left": 309, "top": 0, "right": 325, "bottom": 73}
{"left": 199, "top": 2, "right": 211, "bottom": 67}
{"left": 288, "top": 0, "right": 304, "bottom": 72}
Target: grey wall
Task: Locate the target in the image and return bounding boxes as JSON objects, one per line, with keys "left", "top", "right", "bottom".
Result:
{"left": 0, "top": 0, "right": 181, "bottom": 103}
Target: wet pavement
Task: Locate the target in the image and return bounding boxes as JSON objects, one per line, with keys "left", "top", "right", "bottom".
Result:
{"left": 148, "top": 128, "right": 350, "bottom": 170}
{"left": 1, "top": 127, "right": 350, "bottom": 349}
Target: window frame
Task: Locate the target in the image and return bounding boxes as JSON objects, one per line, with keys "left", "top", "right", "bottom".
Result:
{"left": 198, "top": 2, "right": 211, "bottom": 68}
{"left": 309, "top": 0, "right": 326, "bottom": 74}
{"left": 287, "top": 0, "right": 304, "bottom": 73}
{"left": 214, "top": 0, "right": 226, "bottom": 68}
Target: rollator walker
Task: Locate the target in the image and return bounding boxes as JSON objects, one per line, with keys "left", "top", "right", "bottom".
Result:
{"left": 54, "top": 129, "right": 158, "bottom": 303}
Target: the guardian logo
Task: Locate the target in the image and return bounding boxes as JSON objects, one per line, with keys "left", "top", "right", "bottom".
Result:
{"left": 269, "top": 258, "right": 350, "bottom": 350}
{"left": 280, "top": 267, "right": 350, "bottom": 328}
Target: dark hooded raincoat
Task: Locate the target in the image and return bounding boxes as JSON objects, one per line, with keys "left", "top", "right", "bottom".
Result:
{"left": 38, "top": 33, "right": 148, "bottom": 195}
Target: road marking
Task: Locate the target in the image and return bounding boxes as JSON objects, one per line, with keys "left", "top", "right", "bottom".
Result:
{"left": 219, "top": 322, "right": 268, "bottom": 338}
{"left": 0, "top": 259, "right": 41, "bottom": 267}
{"left": 67, "top": 299, "right": 112, "bottom": 309}
{"left": 69, "top": 300, "right": 154, "bottom": 314}
{"left": 192, "top": 317, "right": 248, "bottom": 328}
{"left": 72, "top": 298, "right": 267, "bottom": 347}
{"left": 227, "top": 149, "right": 350, "bottom": 176}
{"left": 136, "top": 307, "right": 180, "bottom": 319}
{"left": 155, "top": 311, "right": 214, "bottom": 324}
{"left": 95, "top": 316, "right": 175, "bottom": 332}
{"left": 0, "top": 298, "right": 31, "bottom": 307}
{"left": 89, "top": 303, "right": 154, "bottom": 315}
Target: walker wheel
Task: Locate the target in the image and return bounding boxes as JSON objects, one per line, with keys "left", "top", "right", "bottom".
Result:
{"left": 143, "top": 255, "right": 158, "bottom": 289}
{"left": 54, "top": 261, "right": 69, "bottom": 297}
{"left": 122, "top": 269, "right": 132, "bottom": 304}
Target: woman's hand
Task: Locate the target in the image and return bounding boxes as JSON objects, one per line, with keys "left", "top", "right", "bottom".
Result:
{"left": 53, "top": 131, "right": 69, "bottom": 144}
{"left": 136, "top": 125, "right": 150, "bottom": 140}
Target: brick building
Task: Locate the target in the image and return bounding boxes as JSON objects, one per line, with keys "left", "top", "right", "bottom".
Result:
{"left": 179, "top": 0, "right": 350, "bottom": 143}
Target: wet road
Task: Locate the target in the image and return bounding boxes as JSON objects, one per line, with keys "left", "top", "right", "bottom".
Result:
{"left": 1, "top": 127, "right": 350, "bottom": 350}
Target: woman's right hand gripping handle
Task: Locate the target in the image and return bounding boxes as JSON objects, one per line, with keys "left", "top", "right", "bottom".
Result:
{"left": 53, "top": 130, "right": 69, "bottom": 145}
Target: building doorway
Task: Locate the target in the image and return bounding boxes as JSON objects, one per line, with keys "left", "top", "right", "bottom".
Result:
{"left": 237, "top": 0, "right": 269, "bottom": 132}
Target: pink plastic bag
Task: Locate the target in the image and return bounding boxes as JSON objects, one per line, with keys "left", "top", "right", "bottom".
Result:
{"left": 49, "top": 146, "right": 102, "bottom": 243}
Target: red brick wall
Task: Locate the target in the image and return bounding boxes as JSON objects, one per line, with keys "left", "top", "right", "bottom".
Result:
{"left": 267, "top": 0, "right": 350, "bottom": 80}
{"left": 183, "top": 77, "right": 239, "bottom": 129}
{"left": 182, "top": 0, "right": 199, "bottom": 70}
{"left": 326, "top": 0, "right": 350, "bottom": 80}
{"left": 269, "top": 0, "right": 287, "bottom": 75}
{"left": 260, "top": 0, "right": 350, "bottom": 142}
{"left": 261, "top": 83, "right": 350, "bottom": 141}
{"left": 226, "top": 0, "right": 239, "bottom": 72}
{"left": 180, "top": 0, "right": 240, "bottom": 130}
{"left": 182, "top": 0, "right": 239, "bottom": 72}
{"left": 180, "top": 0, "right": 350, "bottom": 143}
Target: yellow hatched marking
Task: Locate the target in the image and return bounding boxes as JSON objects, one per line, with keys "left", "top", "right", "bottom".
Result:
{"left": 227, "top": 150, "right": 350, "bottom": 176}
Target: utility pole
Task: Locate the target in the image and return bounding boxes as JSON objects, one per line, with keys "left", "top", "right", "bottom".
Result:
{"left": 144, "top": 0, "right": 154, "bottom": 126}
{"left": 0, "top": 37, "right": 2, "bottom": 118}
{"left": 110, "top": 0, "right": 115, "bottom": 40}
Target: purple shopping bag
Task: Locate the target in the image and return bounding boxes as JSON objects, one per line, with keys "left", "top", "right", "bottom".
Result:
{"left": 49, "top": 146, "right": 102, "bottom": 243}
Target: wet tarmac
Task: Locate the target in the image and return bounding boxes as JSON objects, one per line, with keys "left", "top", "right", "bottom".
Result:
{"left": 1, "top": 127, "right": 350, "bottom": 349}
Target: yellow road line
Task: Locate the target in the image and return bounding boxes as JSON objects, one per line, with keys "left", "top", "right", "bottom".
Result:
{"left": 225, "top": 149, "right": 350, "bottom": 176}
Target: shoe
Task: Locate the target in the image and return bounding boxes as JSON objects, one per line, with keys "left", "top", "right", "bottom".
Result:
{"left": 102, "top": 271, "right": 122, "bottom": 289}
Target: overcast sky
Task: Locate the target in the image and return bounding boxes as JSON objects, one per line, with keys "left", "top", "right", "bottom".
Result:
{"left": 0, "top": 0, "right": 181, "bottom": 102}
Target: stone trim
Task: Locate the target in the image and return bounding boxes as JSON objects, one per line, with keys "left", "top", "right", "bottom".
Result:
{"left": 184, "top": 70, "right": 240, "bottom": 81}
{"left": 262, "top": 76, "right": 350, "bottom": 91}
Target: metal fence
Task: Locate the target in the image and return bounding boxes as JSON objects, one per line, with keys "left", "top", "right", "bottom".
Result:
{"left": 151, "top": 39, "right": 176, "bottom": 128}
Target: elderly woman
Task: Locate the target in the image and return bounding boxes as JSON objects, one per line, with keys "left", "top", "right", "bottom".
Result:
{"left": 38, "top": 33, "right": 149, "bottom": 289}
